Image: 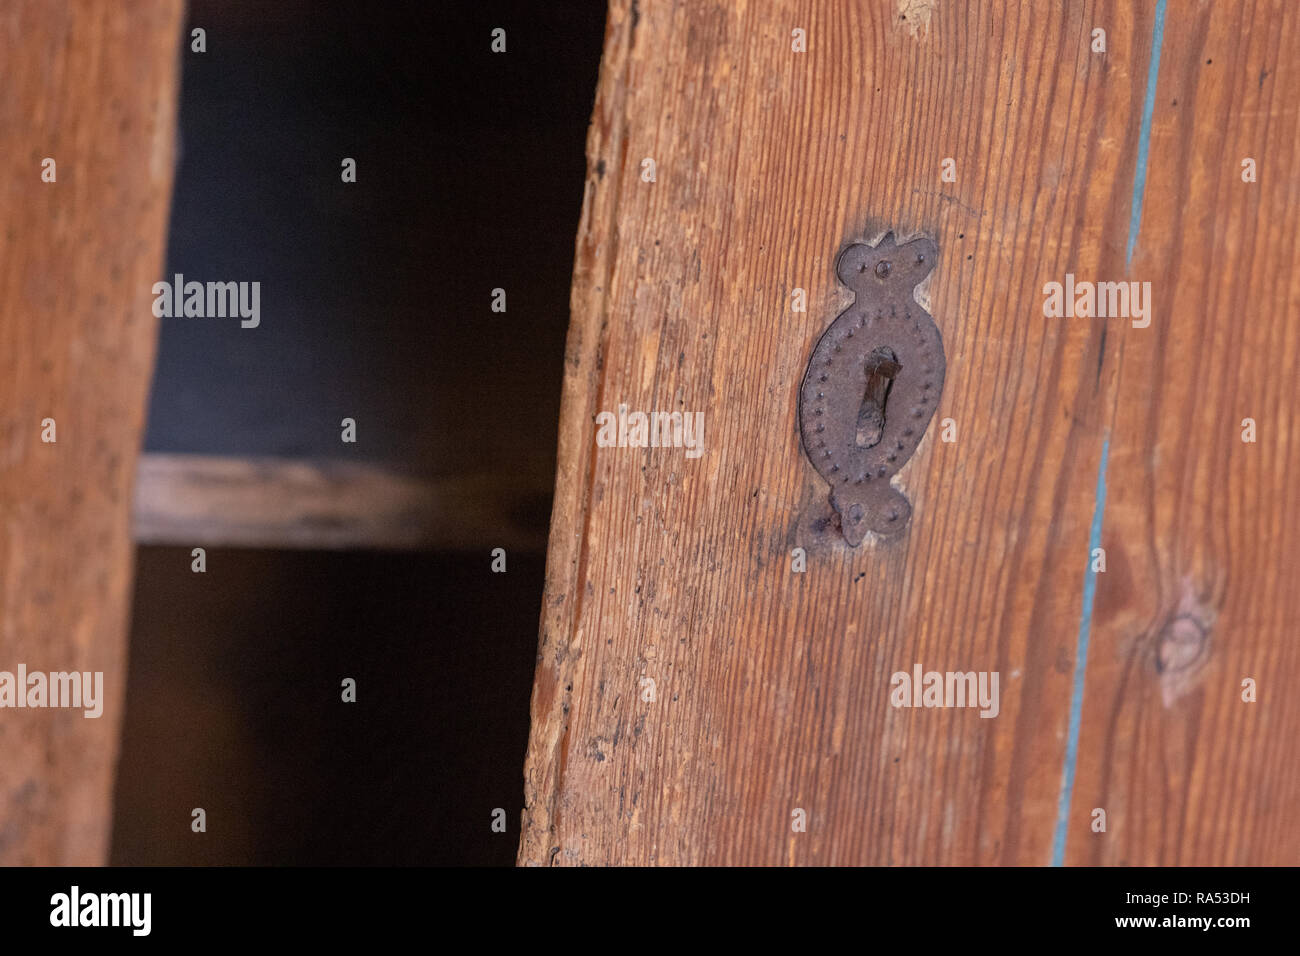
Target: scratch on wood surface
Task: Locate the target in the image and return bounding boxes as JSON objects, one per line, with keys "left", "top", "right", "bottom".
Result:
{"left": 909, "top": 188, "right": 985, "bottom": 218}
{"left": 897, "top": 0, "right": 937, "bottom": 38}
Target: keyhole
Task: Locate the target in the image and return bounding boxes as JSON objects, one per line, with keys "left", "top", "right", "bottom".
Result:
{"left": 855, "top": 347, "right": 900, "bottom": 448}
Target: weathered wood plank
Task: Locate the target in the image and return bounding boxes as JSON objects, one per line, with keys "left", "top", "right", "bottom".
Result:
{"left": 519, "top": 0, "right": 1298, "bottom": 866}
{"left": 133, "top": 454, "right": 550, "bottom": 552}
{"left": 1069, "top": 1, "right": 1300, "bottom": 866}
{"left": 0, "top": 0, "right": 182, "bottom": 864}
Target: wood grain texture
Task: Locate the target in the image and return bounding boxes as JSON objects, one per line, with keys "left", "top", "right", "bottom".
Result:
{"left": 133, "top": 454, "right": 551, "bottom": 552}
{"left": 519, "top": 0, "right": 1299, "bottom": 865}
{"left": 0, "top": 0, "right": 182, "bottom": 864}
{"left": 1071, "top": 1, "right": 1300, "bottom": 866}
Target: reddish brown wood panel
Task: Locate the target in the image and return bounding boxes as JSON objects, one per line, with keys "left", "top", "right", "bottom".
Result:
{"left": 1071, "top": 1, "right": 1300, "bottom": 866}
{"left": 0, "top": 0, "right": 182, "bottom": 864}
{"left": 519, "top": 0, "right": 1299, "bottom": 866}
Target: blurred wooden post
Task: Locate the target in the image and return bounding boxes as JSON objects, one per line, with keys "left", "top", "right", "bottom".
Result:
{"left": 0, "top": 0, "right": 182, "bottom": 864}
{"left": 520, "top": 0, "right": 1300, "bottom": 865}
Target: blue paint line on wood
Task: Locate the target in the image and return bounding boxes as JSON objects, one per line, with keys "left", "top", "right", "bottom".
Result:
{"left": 1126, "top": 0, "right": 1167, "bottom": 269}
{"left": 1051, "top": 437, "right": 1110, "bottom": 866}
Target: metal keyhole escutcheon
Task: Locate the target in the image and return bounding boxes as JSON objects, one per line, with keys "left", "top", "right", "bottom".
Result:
{"left": 797, "top": 231, "right": 946, "bottom": 546}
